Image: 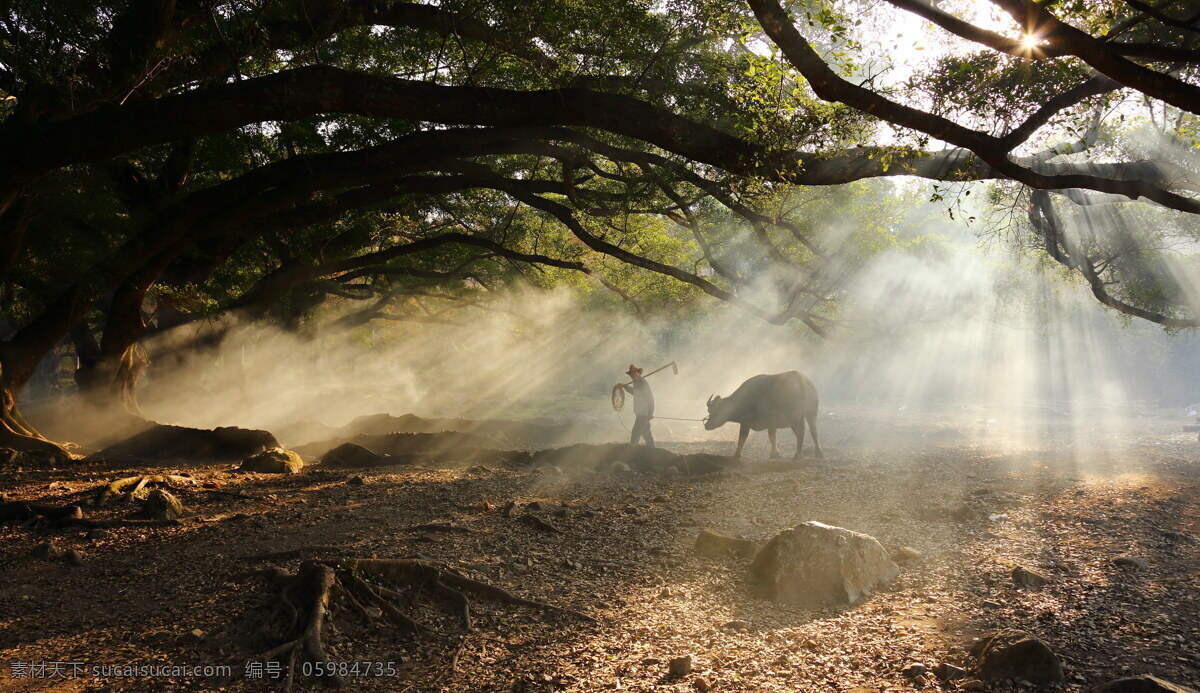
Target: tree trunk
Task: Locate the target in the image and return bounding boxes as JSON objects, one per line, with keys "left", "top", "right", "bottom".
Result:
{"left": 0, "top": 346, "right": 71, "bottom": 459}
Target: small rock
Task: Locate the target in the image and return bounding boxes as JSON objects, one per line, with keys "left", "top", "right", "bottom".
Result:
{"left": 526, "top": 501, "right": 558, "bottom": 512}
{"left": 1090, "top": 675, "right": 1198, "bottom": 693}
{"left": 652, "top": 495, "right": 670, "bottom": 503}
{"left": 86, "top": 528, "right": 110, "bottom": 541}
{"left": 539, "top": 465, "right": 563, "bottom": 476}
{"left": 902, "top": 663, "right": 928, "bottom": 679}
{"left": 66, "top": 549, "right": 85, "bottom": 566}
{"left": 142, "top": 489, "right": 184, "bottom": 520}
{"left": 962, "top": 680, "right": 986, "bottom": 692}
{"left": 1113, "top": 556, "right": 1149, "bottom": 570}
{"left": 236, "top": 448, "right": 304, "bottom": 474}
{"left": 722, "top": 620, "right": 750, "bottom": 631}
{"left": 663, "top": 465, "right": 680, "bottom": 477}
{"left": 692, "top": 677, "right": 711, "bottom": 692}
{"left": 658, "top": 586, "right": 674, "bottom": 598}
{"left": 667, "top": 655, "right": 692, "bottom": 678}
{"left": 610, "top": 461, "right": 632, "bottom": 474}
{"left": 970, "top": 630, "right": 1064, "bottom": 684}
{"left": 693, "top": 529, "right": 759, "bottom": 560}
{"left": 894, "top": 546, "right": 924, "bottom": 562}
{"left": 180, "top": 628, "right": 205, "bottom": 646}
{"left": 32, "top": 541, "right": 64, "bottom": 560}
{"left": 1012, "top": 566, "right": 1049, "bottom": 587}
{"left": 934, "top": 663, "right": 968, "bottom": 681}
{"left": 346, "top": 475, "right": 366, "bottom": 486}
{"left": 982, "top": 600, "right": 1002, "bottom": 609}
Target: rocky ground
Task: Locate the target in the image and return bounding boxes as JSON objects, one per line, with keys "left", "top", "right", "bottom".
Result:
{"left": 0, "top": 406, "right": 1197, "bottom": 692}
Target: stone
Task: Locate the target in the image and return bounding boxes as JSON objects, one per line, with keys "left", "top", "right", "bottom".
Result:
{"left": 526, "top": 501, "right": 557, "bottom": 512}
{"left": 982, "top": 600, "right": 1002, "bottom": 609}
{"left": 722, "top": 620, "right": 750, "bottom": 631}
{"left": 1090, "top": 676, "right": 1198, "bottom": 693}
{"left": 1113, "top": 556, "right": 1150, "bottom": 570}
{"left": 32, "top": 541, "right": 64, "bottom": 560}
{"left": 142, "top": 489, "right": 184, "bottom": 520}
{"left": 610, "top": 461, "right": 632, "bottom": 474}
{"left": 693, "top": 529, "right": 759, "bottom": 560}
{"left": 748, "top": 521, "right": 898, "bottom": 606}
{"left": 667, "top": 656, "right": 692, "bottom": 678}
{"left": 65, "top": 549, "right": 85, "bottom": 566}
{"left": 902, "top": 663, "right": 928, "bottom": 679}
{"left": 346, "top": 475, "right": 366, "bottom": 486}
{"left": 961, "top": 680, "right": 987, "bottom": 692}
{"left": 237, "top": 448, "right": 304, "bottom": 474}
{"left": 322, "top": 443, "right": 389, "bottom": 468}
{"left": 85, "top": 528, "right": 110, "bottom": 541}
{"left": 969, "top": 630, "right": 1064, "bottom": 684}
{"left": 934, "top": 663, "right": 968, "bottom": 681}
{"left": 693, "top": 677, "right": 711, "bottom": 692}
{"left": 1012, "top": 566, "right": 1048, "bottom": 587}
{"left": 894, "top": 546, "right": 923, "bottom": 562}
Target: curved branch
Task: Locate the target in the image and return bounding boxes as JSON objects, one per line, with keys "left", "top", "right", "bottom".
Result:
{"left": 883, "top": 0, "right": 1200, "bottom": 62}
{"left": 988, "top": 0, "right": 1200, "bottom": 114}
{"left": 748, "top": 0, "right": 1200, "bottom": 214}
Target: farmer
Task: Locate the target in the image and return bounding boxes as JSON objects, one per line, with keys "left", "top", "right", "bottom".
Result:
{"left": 621, "top": 364, "right": 655, "bottom": 447}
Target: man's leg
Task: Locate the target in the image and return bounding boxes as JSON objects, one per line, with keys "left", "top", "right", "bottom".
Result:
{"left": 643, "top": 418, "right": 655, "bottom": 448}
{"left": 630, "top": 416, "right": 643, "bottom": 445}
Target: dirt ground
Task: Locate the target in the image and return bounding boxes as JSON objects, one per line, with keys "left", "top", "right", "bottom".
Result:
{"left": 1, "top": 406, "right": 1198, "bottom": 692}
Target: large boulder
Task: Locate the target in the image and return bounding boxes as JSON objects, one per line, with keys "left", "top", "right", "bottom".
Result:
{"left": 969, "top": 630, "right": 1064, "bottom": 684}
{"left": 1091, "top": 677, "right": 1198, "bottom": 693}
{"left": 748, "top": 521, "right": 898, "bottom": 605}
{"left": 237, "top": 448, "right": 304, "bottom": 474}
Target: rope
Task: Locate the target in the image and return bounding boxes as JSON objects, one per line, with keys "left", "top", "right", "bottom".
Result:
{"left": 611, "top": 384, "right": 626, "bottom": 412}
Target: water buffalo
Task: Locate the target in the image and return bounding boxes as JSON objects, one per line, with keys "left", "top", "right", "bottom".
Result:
{"left": 705, "top": 371, "right": 823, "bottom": 460}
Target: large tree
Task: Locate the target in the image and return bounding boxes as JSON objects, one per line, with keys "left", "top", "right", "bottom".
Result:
{"left": 0, "top": 0, "right": 1196, "bottom": 455}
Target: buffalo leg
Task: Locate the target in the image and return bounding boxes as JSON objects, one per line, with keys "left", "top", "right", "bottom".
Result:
{"left": 733, "top": 423, "right": 750, "bottom": 458}
{"left": 807, "top": 413, "right": 824, "bottom": 459}
{"left": 792, "top": 419, "right": 806, "bottom": 460}
{"left": 767, "top": 428, "right": 780, "bottom": 459}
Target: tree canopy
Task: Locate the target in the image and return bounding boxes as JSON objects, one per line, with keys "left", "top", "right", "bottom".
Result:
{"left": 0, "top": 0, "right": 1197, "bottom": 455}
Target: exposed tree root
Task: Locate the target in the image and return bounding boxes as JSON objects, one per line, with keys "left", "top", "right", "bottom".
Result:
{"left": 95, "top": 474, "right": 190, "bottom": 505}
{"left": 0, "top": 500, "right": 180, "bottom": 528}
{"left": 0, "top": 501, "right": 83, "bottom": 522}
{"left": 244, "top": 557, "right": 594, "bottom": 688}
